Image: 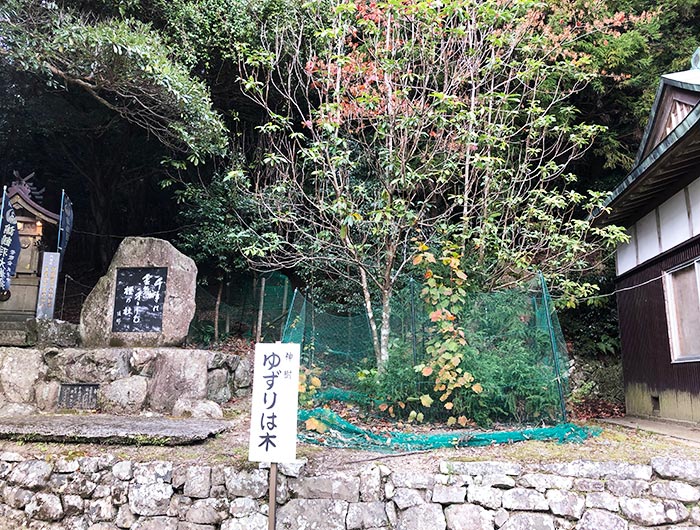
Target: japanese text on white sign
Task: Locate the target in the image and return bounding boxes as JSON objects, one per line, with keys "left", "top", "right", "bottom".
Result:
{"left": 248, "top": 343, "right": 300, "bottom": 463}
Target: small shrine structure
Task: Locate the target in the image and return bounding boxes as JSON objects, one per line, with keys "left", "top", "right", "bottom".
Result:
{"left": 0, "top": 180, "right": 59, "bottom": 321}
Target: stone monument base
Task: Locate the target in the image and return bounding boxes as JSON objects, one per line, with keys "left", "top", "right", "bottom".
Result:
{"left": 0, "top": 347, "right": 252, "bottom": 419}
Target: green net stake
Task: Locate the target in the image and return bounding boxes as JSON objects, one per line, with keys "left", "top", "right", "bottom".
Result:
{"left": 538, "top": 271, "right": 567, "bottom": 422}
{"left": 410, "top": 278, "right": 418, "bottom": 367}
{"left": 281, "top": 288, "right": 298, "bottom": 342}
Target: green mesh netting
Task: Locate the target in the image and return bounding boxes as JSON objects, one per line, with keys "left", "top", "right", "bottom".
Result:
{"left": 193, "top": 271, "right": 293, "bottom": 341}
{"left": 197, "top": 271, "right": 591, "bottom": 451}
{"left": 283, "top": 274, "right": 571, "bottom": 426}
{"left": 298, "top": 408, "right": 599, "bottom": 451}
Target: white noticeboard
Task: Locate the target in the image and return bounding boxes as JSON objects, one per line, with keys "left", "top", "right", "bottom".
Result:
{"left": 248, "top": 342, "right": 301, "bottom": 463}
{"left": 36, "top": 252, "right": 60, "bottom": 319}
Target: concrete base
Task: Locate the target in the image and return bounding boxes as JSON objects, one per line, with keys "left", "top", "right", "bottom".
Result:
{"left": 0, "top": 319, "right": 29, "bottom": 346}
{"left": 601, "top": 416, "right": 700, "bottom": 447}
{"left": 0, "top": 275, "right": 38, "bottom": 319}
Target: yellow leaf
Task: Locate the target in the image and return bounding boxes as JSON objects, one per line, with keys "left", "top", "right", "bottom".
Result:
{"left": 424, "top": 252, "right": 436, "bottom": 264}
{"left": 378, "top": 403, "right": 389, "bottom": 412}
{"left": 446, "top": 416, "right": 456, "bottom": 426}
{"left": 455, "top": 270, "right": 468, "bottom": 280}
{"left": 310, "top": 376, "right": 322, "bottom": 388}
{"left": 421, "top": 366, "right": 433, "bottom": 377}
{"left": 458, "top": 415, "right": 468, "bottom": 427}
{"left": 305, "top": 417, "right": 328, "bottom": 433}
{"left": 420, "top": 394, "right": 434, "bottom": 407}
{"left": 298, "top": 383, "right": 306, "bottom": 392}
{"left": 451, "top": 356, "right": 461, "bottom": 367}
{"left": 416, "top": 412, "right": 424, "bottom": 422}
{"left": 418, "top": 242, "right": 429, "bottom": 251}
{"left": 471, "top": 382, "right": 483, "bottom": 394}
{"left": 412, "top": 254, "right": 423, "bottom": 265}
{"left": 444, "top": 402, "right": 454, "bottom": 410}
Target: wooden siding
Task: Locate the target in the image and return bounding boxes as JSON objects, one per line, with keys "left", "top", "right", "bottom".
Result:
{"left": 617, "top": 234, "right": 700, "bottom": 395}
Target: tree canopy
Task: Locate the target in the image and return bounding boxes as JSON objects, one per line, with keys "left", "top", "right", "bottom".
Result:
{"left": 0, "top": 0, "right": 695, "bottom": 368}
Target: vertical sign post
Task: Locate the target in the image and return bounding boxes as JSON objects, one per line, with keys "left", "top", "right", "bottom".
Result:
{"left": 248, "top": 342, "right": 301, "bottom": 530}
{"left": 36, "top": 252, "right": 60, "bottom": 319}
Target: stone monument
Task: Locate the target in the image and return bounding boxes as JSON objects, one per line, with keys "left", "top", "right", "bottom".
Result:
{"left": 79, "top": 237, "right": 197, "bottom": 347}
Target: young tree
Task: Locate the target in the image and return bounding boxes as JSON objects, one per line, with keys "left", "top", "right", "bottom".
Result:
{"left": 237, "top": 0, "right": 637, "bottom": 369}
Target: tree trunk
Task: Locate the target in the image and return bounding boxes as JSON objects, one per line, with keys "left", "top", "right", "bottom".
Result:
{"left": 378, "top": 291, "right": 392, "bottom": 369}
{"left": 214, "top": 279, "right": 223, "bottom": 343}
{"left": 358, "top": 266, "right": 382, "bottom": 366}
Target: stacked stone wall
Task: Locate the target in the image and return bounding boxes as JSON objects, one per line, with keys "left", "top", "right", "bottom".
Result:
{"left": 0, "top": 348, "right": 250, "bottom": 418}
{"left": 0, "top": 453, "right": 699, "bottom": 529}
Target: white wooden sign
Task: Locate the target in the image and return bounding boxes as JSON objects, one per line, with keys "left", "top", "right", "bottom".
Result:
{"left": 36, "top": 252, "right": 60, "bottom": 319}
{"left": 248, "top": 342, "right": 301, "bottom": 463}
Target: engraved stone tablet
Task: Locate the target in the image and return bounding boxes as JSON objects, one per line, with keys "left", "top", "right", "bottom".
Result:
{"left": 112, "top": 267, "right": 167, "bottom": 333}
{"left": 58, "top": 384, "right": 99, "bottom": 410}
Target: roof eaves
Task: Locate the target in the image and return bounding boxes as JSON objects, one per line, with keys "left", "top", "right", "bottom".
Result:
{"left": 594, "top": 102, "right": 700, "bottom": 224}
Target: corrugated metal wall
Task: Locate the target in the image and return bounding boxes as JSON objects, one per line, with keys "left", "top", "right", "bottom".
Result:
{"left": 617, "top": 234, "right": 700, "bottom": 395}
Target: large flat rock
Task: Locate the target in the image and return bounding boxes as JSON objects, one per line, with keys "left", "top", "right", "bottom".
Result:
{"left": 79, "top": 237, "right": 197, "bottom": 347}
{"left": 0, "top": 414, "right": 231, "bottom": 445}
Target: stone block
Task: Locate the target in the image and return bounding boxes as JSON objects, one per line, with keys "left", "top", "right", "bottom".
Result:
{"left": 444, "top": 504, "right": 493, "bottom": 530}
{"left": 650, "top": 480, "right": 700, "bottom": 502}
{"left": 468, "top": 486, "right": 503, "bottom": 510}
{"left": 184, "top": 466, "right": 212, "bottom": 499}
{"left": 500, "top": 513, "right": 554, "bottom": 530}
{"left": 128, "top": 483, "right": 173, "bottom": 516}
{"left": 396, "top": 503, "right": 446, "bottom": 530}
{"left": 172, "top": 398, "right": 223, "bottom": 419}
{"left": 431, "top": 484, "right": 466, "bottom": 504}
{"left": 542, "top": 461, "right": 651, "bottom": 480}
{"left": 7, "top": 460, "right": 53, "bottom": 490}
{"left": 276, "top": 499, "right": 348, "bottom": 530}
{"left": 207, "top": 369, "right": 231, "bottom": 403}
{"left": 441, "top": 461, "right": 522, "bottom": 477}
{"left": 546, "top": 489, "right": 585, "bottom": 519}
{"left": 25, "top": 492, "right": 63, "bottom": 521}
{"left": 99, "top": 376, "right": 148, "bottom": 414}
{"left": 518, "top": 474, "right": 573, "bottom": 492}
{"left": 221, "top": 513, "right": 268, "bottom": 530}
{"left": 652, "top": 458, "right": 700, "bottom": 485}
{"left": 146, "top": 350, "right": 209, "bottom": 413}
{"left": 585, "top": 491, "right": 619, "bottom": 512}
{"left": 392, "top": 488, "right": 427, "bottom": 509}
{"left": 290, "top": 473, "right": 360, "bottom": 502}
{"left": 619, "top": 497, "right": 689, "bottom": 526}
{"left": 0, "top": 349, "right": 45, "bottom": 403}
{"left": 347, "top": 502, "right": 389, "bottom": 529}
{"left": 224, "top": 469, "right": 268, "bottom": 499}
{"left": 502, "top": 488, "right": 548, "bottom": 511}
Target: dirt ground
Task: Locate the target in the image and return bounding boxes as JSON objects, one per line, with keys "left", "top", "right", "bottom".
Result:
{"left": 0, "top": 396, "right": 697, "bottom": 473}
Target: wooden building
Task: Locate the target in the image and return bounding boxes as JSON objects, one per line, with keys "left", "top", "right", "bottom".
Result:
{"left": 596, "top": 49, "right": 700, "bottom": 422}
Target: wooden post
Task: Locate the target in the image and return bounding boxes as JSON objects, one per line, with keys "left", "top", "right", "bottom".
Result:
{"left": 268, "top": 463, "right": 278, "bottom": 530}
{"left": 256, "top": 276, "right": 267, "bottom": 343}
{"left": 280, "top": 277, "right": 290, "bottom": 340}
{"left": 225, "top": 280, "right": 231, "bottom": 335}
